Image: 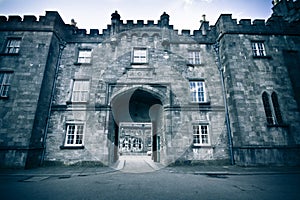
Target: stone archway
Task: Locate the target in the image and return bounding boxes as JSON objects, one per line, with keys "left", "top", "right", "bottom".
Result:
{"left": 109, "top": 87, "right": 164, "bottom": 163}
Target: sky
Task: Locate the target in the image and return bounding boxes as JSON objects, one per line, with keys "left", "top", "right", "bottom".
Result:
{"left": 0, "top": 0, "right": 273, "bottom": 33}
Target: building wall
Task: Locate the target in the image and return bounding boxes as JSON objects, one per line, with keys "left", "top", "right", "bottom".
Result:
{"left": 44, "top": 25, "right": 228, "bottom": 166}
{"left": 216, "top": 10, "right": 300, "bottom": 165}
{"left": 0, "top": 12, "right": 66, "bottom": 168}
{"left": 1, "top": 0, "right": 300, "bottom": 168}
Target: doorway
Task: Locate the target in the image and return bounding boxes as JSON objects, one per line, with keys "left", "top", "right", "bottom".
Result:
{"left": 110, "top": 87, "right": 163, "bottom": 163}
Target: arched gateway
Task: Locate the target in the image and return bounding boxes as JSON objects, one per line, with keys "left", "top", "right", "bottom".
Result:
{"left": 108, "top": 86, "right": 165, "bottom": 164}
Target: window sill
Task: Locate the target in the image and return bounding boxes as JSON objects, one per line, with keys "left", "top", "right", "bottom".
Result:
{"left": 187, "top": 63, "right": 203, "bottom": 67}
{"left": 0, "top": 53, "right": 19, "bottom": 56}
{"left": 74, "top": 62, "right": 92, "bottom": 66}
{"left": 252, "top": 55, "right": 272, "bottom": 59}
{"left": 189, "top": 101, "right": 211, "bottom": 106}
{"left": 267, "top": 124, "right": 289, "bottom": 128}
{"left": 0, "top": 96, "right": 9, "bottom": 100}
{"left": 192, "top": 145, "right": 212, "bottom": 148}
{"left": 131, "top": 62, "right": 149, "bottom": 66}
{"left": 60, "top": 145, "right": 84, "bottom": 149}
{"left": 66, "top": 101, "right": 89, "bottom": 105}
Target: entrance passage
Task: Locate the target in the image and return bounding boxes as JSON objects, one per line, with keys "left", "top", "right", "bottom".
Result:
{"left": 110, "top": 88, "right": 163, "bottom": 163}
{"left": 119, "top": 122, "right": 152, "bottom": 155}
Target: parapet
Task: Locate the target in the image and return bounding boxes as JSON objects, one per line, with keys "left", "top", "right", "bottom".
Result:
{"left": 214, "top": 13, "right": 300, "bottom": 37}
{"left": 0, "top": 11, "right": 67, "bottom": 31}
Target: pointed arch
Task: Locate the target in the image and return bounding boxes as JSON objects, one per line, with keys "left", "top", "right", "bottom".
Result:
{"left": 271, "top": 92, "right": 283, "bottom": 124}
{"left": 262, "top": 92, "right": 274, "bottom": 125}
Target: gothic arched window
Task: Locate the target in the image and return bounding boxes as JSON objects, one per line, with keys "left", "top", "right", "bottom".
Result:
{"left": 271, "top": 92, "right": 283, "bottom": 124}
{"left": 262, "top": 91, "right": 283, "bottom": 125}
{"left": 262, "top": 92, "right": 274, "bottom": 125}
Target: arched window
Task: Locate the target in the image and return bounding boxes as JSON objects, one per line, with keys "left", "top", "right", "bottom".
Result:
{"left": 271, "top": 92, "right": 283, "bottom": 124}
{"left": 262, "top": 92, "right": 274, "bottom": 125}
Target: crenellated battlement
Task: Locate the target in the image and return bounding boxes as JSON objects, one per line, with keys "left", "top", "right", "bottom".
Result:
{"left": 214, "top": 12, "right": 300, "bottom": 38}
{"left": 1, "top": 2, "right": 299, "bottom": 42}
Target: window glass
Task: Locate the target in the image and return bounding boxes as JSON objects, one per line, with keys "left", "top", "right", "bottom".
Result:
{"left": 71, "top": 80, "right": 89, "bottom": 102}
{"left": 5, "top": 39, "right": 21, "bottom": 54}
{"left": 0, "top": 72, "right": 12, "bottom": 98}
{"left": 252, "top": 42, "right": 266, "bottom": 57}
{"left": 193, "top": 125, "right": 209, "bottom": 145}
{"left": 133, "top": 48, "right": 147, "bottom": 63}
{"left": 189, "top": 81, "right": 206, "bottom": 102}
{"left": 188, "top": 51, "right": 201, "bottom": 64}
{"left": 77, "top": 49, "right": 92, "bottom": 64}
{"left": 65, "top": 124, "right": 84, "bottom": 146}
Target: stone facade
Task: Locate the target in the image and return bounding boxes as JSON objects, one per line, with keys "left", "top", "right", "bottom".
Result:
{"left": 0, "top": 0, "right": 299, "bottom": 168}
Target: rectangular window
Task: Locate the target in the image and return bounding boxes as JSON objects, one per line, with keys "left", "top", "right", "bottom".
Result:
{"left": 132, "top": 48, "right": 147, "bottom": 63}
{"left": 188, "top": 51, "right": 201, "bottom": 65}
{"left": 65, "top": 124, "right": 84, "bottom": 146}
{"left": 71, "top": 80, "right": 89, "bottom": 102}
{"left": 189, "top": 81, "right": 206, "bottom": 103}
{"left": 252, "top": 42, "right": 266, "bottom": 57}
{"left": 77, "top": 49, "right": 92, "bottom": 64}
{"left": 4, "top": 38, "right": 21, "bottom": 54}
{"left": 193, "top": 125, "right": 210, "bottom": 146}
{"left": 0, "top": 72, "right": 12, "bottom": 98}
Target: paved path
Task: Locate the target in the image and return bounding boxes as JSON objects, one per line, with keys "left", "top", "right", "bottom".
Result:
{"left": 116, "top": 155, "right": 162, "bottom": 173}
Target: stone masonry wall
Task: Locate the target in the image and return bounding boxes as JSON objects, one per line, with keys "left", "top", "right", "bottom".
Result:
{"left": 45, "top": 26, "right": 227, "bottom": 166}
{"left": 0, "top": 31, "right": 54, "bottom": 168}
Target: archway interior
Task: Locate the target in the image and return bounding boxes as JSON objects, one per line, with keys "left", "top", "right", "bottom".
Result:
{"left": 111, "top": 89, "right": 163, "bottom": 160}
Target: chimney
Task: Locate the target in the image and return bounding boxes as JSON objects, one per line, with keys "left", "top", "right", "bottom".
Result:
{"left": 200, "top": 14, "right": 210, "bottom": 35}
{"left": 160, "top": 12, "right": 170, "bottom": 27}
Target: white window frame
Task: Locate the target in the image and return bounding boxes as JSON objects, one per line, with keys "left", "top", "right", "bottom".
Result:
{"left": 4, "top": 38, "right": 21, "bottom": 54}
{"left": 252, "top": 42, "right": 266, "bottom": 57}
{"left": 71, "top": 79, "right": 90, "bottom": 103}
{"left": 189, "top": 81, "right": 206, "bottom": 103}
{"left": 64, "top": 123, "right": 85, "bottom": 147}
{"left": 132, "top": 47, "right": 148, "bottom": 64}
{"left": 77, "top": 49, "right": 92, "bottom": 64}
{"left": 0, "top": 72, "right": 12, "bottom": 98}
{"left": 188, "top": 51, "right": 201, "bottom": 65}
{"left": 193, "top": 124, "right": 210, "bottom": 146}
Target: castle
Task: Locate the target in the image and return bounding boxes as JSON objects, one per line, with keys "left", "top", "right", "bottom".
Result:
{"left": 0, "top": 0, "right": 300, "bottom": 168}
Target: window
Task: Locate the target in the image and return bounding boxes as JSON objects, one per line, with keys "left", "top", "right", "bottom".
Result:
{"left": 0, "top": 72, "right": 12, "bottom": 98}
{"left": 65, "top": 124, "right": 84, "bottom": 146}
{"left": 4, "top": 38, "right": 21, "bottom": 54}
{"left": 132, "top": 48, "right": 147, "bottom": 64}
{"left": 77, "top": 49, "right": 92, "bottom": 64}
{"left": 262, "top": 91, "right": 283, "bottom": 125}
{"left": 252, "top": 42, "right": 266, "bottom": 57}
{"left": 271, "top": 92, "right": 283, "bottom": 124}
{"left": 71, "top": 80, "right": 89, "bottom": 102}
{"left": 193, "top": 125, "right": 210, "bottom": 146}
{"left": 188, "top": 51, "right": 201, "bottom": 65}
{"left": 189, "top": 81, "right": 206, "bottom": 103}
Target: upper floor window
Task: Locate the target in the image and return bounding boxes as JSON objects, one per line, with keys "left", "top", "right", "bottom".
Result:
{"left": 64, "top": 123, "right": 84, "bottom": 147}
{"left": 188, "top": 51, "right": 201, "bottom": 65}
{"left": 262, "top": 91, "right": 283, "bottom": 125}
{"left": 132, "top": 48, "right": 147, "bottom": 64}
{"left": 0, "top": 72, "right": 13, "bottom": 98}
{"left": 252, "top": 42, "right": 266, "bottom": 57}
{"left": 77, "top": 49, "right": 92, "bottom": 64}
{"left": 4, "top": 38, "right": 21, "bottom": 54}
{"left": 193, "top": 124, "right": 210, "bottom": 146}
{"left": 71, "top": 80, "right": 89, "bottom": 103}
{"left": 189, "top": 81, "right": 206, "bottom": 103}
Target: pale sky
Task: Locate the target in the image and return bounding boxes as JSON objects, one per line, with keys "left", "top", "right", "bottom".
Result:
{"left": 0, "top": 0, "right": 273, "bottom": 33}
